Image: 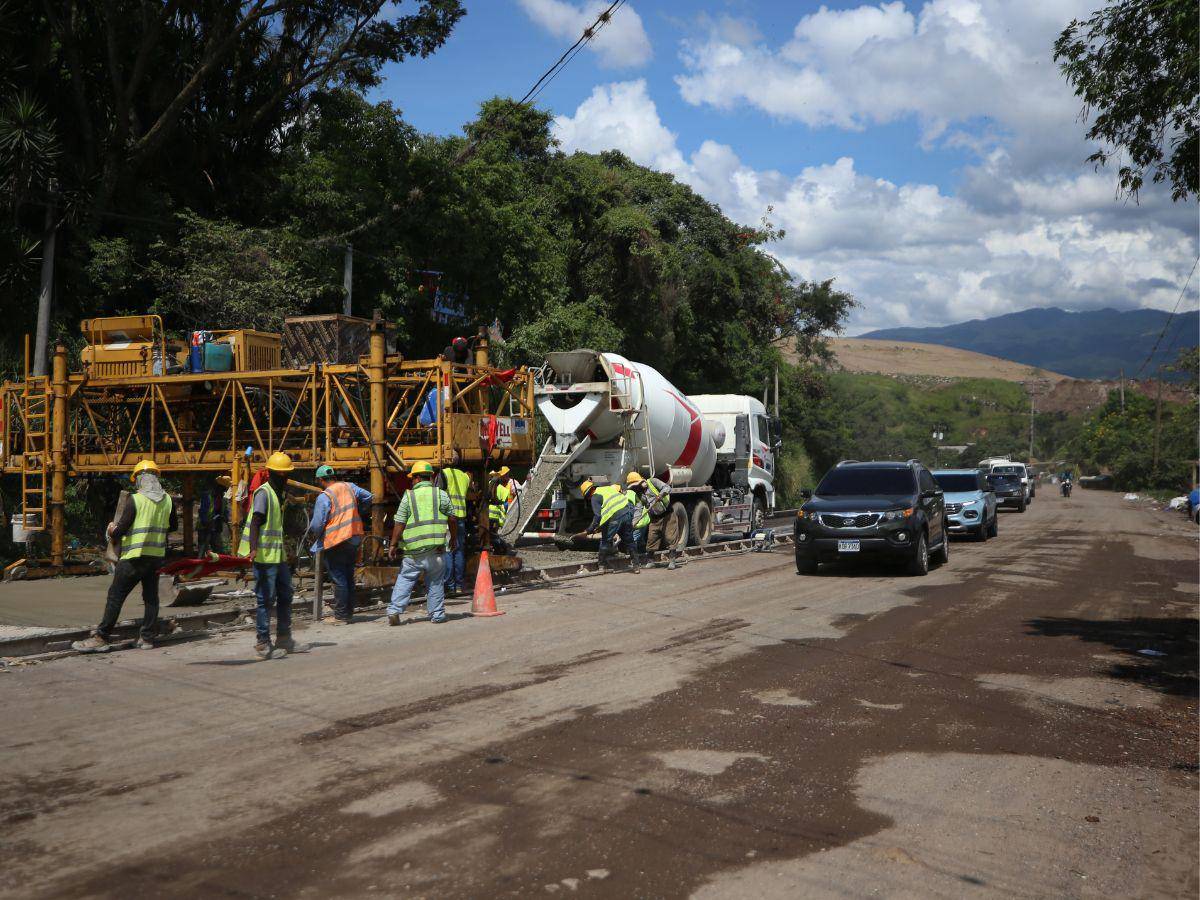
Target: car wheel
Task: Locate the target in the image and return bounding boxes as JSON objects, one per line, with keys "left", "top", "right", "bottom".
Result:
{"left": 987, "top": 513, "right": 998, "bottom": 538}
{"left": 1017, "top": 498, "right": 1026, "bottom": 513}
{"left": 931, "top": 529, "right": 950, "bottom": 565}
{"left": 977, "top": 521, "right": 989, "bottom": 542}
{"left": 796, "top": 556, "right": 818, "bottom": 575}
{"left": 907, "top": 532, "right": 929, "bottom": 576}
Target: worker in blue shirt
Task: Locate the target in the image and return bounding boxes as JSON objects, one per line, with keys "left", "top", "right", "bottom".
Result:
{"left": 307, "top": 465, "right": 373, "bottom": 624}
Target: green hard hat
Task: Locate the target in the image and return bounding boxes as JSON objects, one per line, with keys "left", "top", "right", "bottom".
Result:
{"left": 315, "top": 464, "right": 335, "bottom": 478}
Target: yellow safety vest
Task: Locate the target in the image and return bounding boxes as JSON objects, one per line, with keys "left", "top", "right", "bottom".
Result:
{"left": 120, "top": 492, "right": 173, "bottom": 560}
{"left": 237, "top": 482, "right": 285, "bottom": 564}
{"left": 403, "top": 482, "right": 450, "bottom": 554}
{"left": 596, "top": 484, "right": 632, "bottom": 527}
{"left": 442, "top": 468, "right": 470, "bottom": 518}
{"left": 635, "top": 481, "right": 667, "bottom": 530}
{"left": 489, "top": 482, "right": 510, "bottom": 527}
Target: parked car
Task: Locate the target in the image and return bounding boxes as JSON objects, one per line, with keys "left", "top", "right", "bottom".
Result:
{"left": 987, "top": 471, "right": 1027, "bottom": 512}
{"left": 933, "top": 469, "right": 998, "bottom": 541}
{"left": 795, "top": 460, "right": 950, "bottom": 577}
{"left": 987, "top": 461, "right": 1033, "bottom": 502}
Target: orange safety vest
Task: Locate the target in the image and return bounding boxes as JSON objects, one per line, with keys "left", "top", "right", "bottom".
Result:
{"left": 322, "top": 481, "right": 364, "bottom": 549}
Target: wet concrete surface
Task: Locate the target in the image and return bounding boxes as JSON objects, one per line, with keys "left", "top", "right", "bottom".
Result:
{"left": 0, "top": 491, "right": 1195, "bottom": 898}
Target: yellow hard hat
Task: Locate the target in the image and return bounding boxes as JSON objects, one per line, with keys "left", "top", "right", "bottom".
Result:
{"left": 411, "top": 461, "right": 434, "bottom": 476}
{"left": 579, "top": 480, "right": 595, "bottom": 496}
{"left": 488, "top": 466, "right": 511, "bottom": 478}
{"left": 265, "top": 451, "right": 295, "bottom": 473}
{"left": 625, "top": 471, "right": 644, "bottom": 485}
{"left": 130, "top": 459, "right": 160, "bottom": 482}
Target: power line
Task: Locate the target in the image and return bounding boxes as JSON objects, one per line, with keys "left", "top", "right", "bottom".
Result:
{"left": 1135, "top": 256, "right": 1198, "bottom": 378}
{"left": 519, "top": 0, "right": 624, "bottom": 105}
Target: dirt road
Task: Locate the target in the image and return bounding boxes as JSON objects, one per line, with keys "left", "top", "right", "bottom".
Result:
{"left": 1, "top": 490, "right": 1196, "bottom": 898}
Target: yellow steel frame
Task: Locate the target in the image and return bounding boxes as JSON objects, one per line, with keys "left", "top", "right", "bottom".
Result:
{"left": 1, "top": 323, "right": 536, "bottom": 570}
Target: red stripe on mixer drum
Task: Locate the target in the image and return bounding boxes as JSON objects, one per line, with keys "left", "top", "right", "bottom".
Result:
{"left": 667, "top": 391, "right": 702, "bottom": 467}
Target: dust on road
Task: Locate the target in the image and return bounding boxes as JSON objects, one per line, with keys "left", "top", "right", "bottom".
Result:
{"left": 1, "top": 491, "right": 1195, "bottom": 898}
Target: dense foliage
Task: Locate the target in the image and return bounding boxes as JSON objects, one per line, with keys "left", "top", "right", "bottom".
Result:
{"left": 796, "top": 373, "right": 1087, "bottom": 477}
{"left": 1068, "top": 389, "right": 1198, "bottom": 490}
{"left": 1055, "top": 0, "right": 1198, "bottom": 201}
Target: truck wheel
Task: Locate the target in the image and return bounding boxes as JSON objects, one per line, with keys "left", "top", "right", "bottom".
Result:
{"left": 796, "top": 556, "right": 818, "bottom": 575}
{"left": 690, "top": 501, "right": 713, "bottom": 546}
{"left": 665, "top": 501, "right": 690, "bottom": 549}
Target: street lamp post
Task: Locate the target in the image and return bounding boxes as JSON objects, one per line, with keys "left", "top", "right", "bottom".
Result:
{"left": 931, "top": 425, "right": 946, "bottom": 467}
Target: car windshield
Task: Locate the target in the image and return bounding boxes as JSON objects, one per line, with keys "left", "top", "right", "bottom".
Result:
{"left": 934, "top": 474, "right": 979, "bottom": 493}
{"left": 992, "top": 465, "right": 1023, "bottom": 475}
{"left": 988, "top": 474, "right": 1019, "bottom": 486}
{"left": 817, "top": 467, "right": 914, "bottom": 496}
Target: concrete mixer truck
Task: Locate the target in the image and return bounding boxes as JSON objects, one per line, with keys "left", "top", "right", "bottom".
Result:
{"left": 497, "top": 350, "right": 779, "bottom": 547}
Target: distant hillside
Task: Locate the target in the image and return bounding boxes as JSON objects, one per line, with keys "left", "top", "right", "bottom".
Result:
{"left": 859, "top": 307, "right": 1199, "bottom": 380}
{"left": 828, "top": 337, "right": 1068, "bottom": 382}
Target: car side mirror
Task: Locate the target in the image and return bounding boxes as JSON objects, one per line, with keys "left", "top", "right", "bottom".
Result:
{"left": 799, "top": 488, "right": 812, "bottom": 500}
{"left": 920, "top": 489, "right": 940, "bottom": 501}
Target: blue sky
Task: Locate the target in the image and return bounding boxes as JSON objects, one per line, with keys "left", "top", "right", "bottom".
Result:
{"left": 375, "top": 1, "right": 1199, "bottom": 333}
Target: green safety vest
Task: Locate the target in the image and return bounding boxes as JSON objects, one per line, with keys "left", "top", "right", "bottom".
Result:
{"left": 596, "top": 484, "right": 632, "bottom": 527}
{"left": 488, "top": 482, "right": 510, "bottom": 527}
{"left": 403, "top": 482, "right": 450, "bottom": 553}
{"left": 635, "top": 481, "right": 667, "bottom": 529}
{"left": 442, "top": 468, "right": 470, "bottom": 518}
{"left": 237, "top": 482, "right": 285, "bottom": 564}
{"left": 120, "top": 492, "right": 173, "bottom": 560}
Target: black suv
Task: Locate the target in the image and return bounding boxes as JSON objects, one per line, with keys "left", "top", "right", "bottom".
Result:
{"left": 794, "top": 460, "right": 950, "bottom": 576}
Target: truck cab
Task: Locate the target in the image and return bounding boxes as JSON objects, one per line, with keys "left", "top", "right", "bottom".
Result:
{"left": 690, "top": 394, "right": 778, "bottom": 526}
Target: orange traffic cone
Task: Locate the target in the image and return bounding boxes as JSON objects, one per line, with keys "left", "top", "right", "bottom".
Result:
{"left": 471, "top": 550, "right": 505, "bottom": 617}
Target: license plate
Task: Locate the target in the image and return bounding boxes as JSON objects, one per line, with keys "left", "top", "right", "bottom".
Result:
{"left": 837, "top": 539, "right": 860, "bottom": 553}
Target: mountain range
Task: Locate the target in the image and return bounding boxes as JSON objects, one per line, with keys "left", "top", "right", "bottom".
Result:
{"left": 859, "top": 307, "right": 1198, "bottom": 380}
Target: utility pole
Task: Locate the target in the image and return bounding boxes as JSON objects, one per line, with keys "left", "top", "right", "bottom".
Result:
{"left": 1028, "top": 389, "right": 1035, "bottom": 461}
{"left": 1152, "top": 366, "right": 1163, "bottom": 475}
{"left": 33, "top": 204, "right": 56, "bottom": 376}
{"left": 1118, "top": 369, "right": 1125, "bottom": 413}
{"left": 342, "top": 243, "right": 353, "bottom": 317}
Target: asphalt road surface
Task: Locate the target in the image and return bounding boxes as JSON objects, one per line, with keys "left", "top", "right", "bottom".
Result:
{"left": 1, "top": 490, "right": 1196, "bottom": 898}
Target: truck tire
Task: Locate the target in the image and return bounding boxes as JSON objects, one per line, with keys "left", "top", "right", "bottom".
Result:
{"left": 689, "top": 501, "right": 714, "bottom": 546}
{"left": 665, "top": 501, "right": 690, "bottom": 549}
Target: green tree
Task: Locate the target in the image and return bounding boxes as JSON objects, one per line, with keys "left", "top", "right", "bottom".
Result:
{"left": 1055, "top": 0, "right": 1199, "bottom": 200}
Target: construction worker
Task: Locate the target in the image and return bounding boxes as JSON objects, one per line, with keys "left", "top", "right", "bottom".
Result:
{"left": 386, "top": 461, "right": 458, "bottom": 625}
{"left": 440, "top": 454, "right": 472, "bottom": 596}
{"left": 309, "top": 465, "right": 372, "bottom": 625}
{"left": 237, "top": 452, "right": 299, "bottom": 659}
{"left": 487, "top": 468, "right": 512, "bottom": 551}
{"left": 72, "top": 459, "right": 176, "bottom": 652}
{"left": 579, "top": 478, "right": 640, "bottom": 574}
{"left": 627, "top": 471, "right": 681, "bottom": 569}
{"left": 442, "top": 336, "right": 471, "bottom": 365}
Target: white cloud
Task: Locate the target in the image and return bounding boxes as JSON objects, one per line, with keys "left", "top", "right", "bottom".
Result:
{"left": 675, "top": 0, "right": 1097, "bottom": 173}
{"left": 516, "top": 0, "right": 652, "bottom": 68}
{"left": 552, "top": 80, "right": 1199, "bottom": 333}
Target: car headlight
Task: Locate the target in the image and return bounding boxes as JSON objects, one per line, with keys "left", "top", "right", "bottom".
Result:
{"left": 880, "top": 507, "right": 914, "bottom": 522}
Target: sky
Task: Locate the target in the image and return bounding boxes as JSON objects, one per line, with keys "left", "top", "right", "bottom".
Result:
{"left": 375, "top": 0, "right": 1200, "bottom": 335}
